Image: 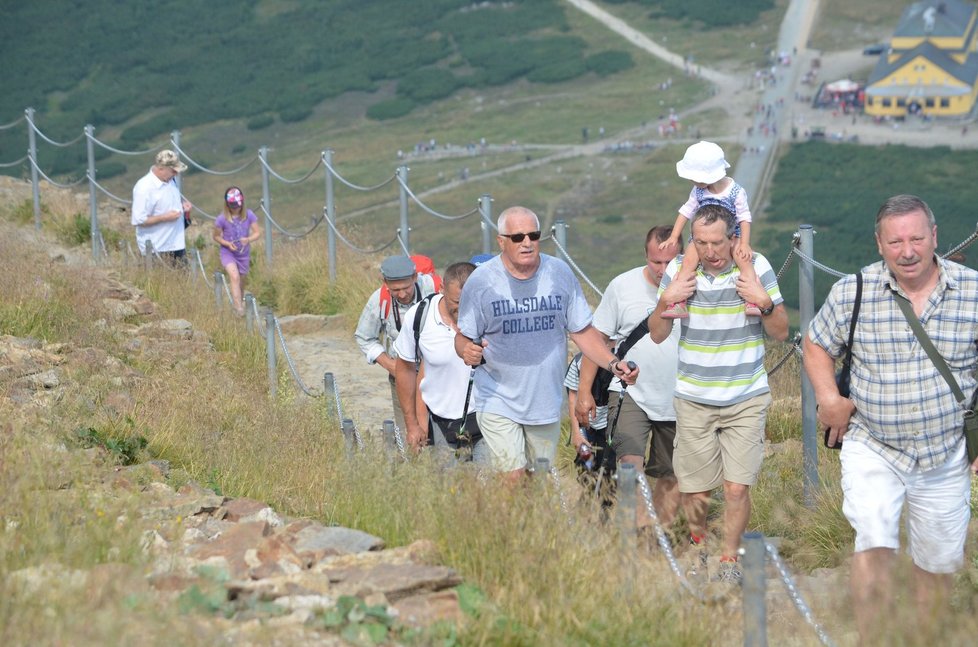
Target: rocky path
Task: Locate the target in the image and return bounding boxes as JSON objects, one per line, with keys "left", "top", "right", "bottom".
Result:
{"left": 276, "top": 315, "right": 397, "bottom": 435}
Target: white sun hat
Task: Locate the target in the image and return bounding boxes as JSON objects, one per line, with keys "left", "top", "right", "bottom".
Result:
{"left": 676, "top": 141, "right": 729, "bottom": 185}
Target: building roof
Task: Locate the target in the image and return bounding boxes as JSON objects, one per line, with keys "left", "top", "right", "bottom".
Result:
{"left": 867, "top": 39, "right": 978, "bottom": 88}
{"left": 894, "top": 1, "right": 975, "bottom": 38}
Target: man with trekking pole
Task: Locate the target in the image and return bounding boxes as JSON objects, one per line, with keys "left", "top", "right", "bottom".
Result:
{"left": 454, "top": 206, "right": 637, "bottom": 481}
{"left": 393, "top": 261, "right": 487, "bottom": 462}
{"left": 575, "top": 225, "right": 682, "bottom": 536}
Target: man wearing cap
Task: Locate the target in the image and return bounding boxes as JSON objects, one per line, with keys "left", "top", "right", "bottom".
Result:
{"left": 355, "top": 255, "right": 437, "bottom": 430}
{"left": 454, "top": 206, "right": 638, "bottom": 481}
{"left": 131, "top": 150, "right": 192, "bottom": 263}
{"left": 393, "top": 261, "right": 488, "bottom": 462}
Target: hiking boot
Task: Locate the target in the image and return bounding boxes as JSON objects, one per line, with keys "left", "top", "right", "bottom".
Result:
{"left": 744, "top": 302, "right": 761, "bottom": 317}
{"left": 713, "top": 559, "right": 743, "bottom": 585}
{"left": 661, "top": 301, "right": 689, "bottom": 319}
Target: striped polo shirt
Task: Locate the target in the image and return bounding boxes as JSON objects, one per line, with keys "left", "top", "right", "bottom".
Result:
{"left": 808, "top": 258, "right": 978, "bottom": 471}
{"left": 658, "top": 253, "right": 783, "bottom": 406}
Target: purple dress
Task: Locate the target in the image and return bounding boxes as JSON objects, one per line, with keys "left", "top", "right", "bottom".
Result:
{"left": 215, "top": 209, "right": 257, "bottom": 274}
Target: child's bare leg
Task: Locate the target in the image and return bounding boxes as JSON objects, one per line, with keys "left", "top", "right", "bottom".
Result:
{"left": 662, "top": 246, "right": 698, "bottom": 319}
{"left": 736, "top": 254, "right": 762, "bottom": 316}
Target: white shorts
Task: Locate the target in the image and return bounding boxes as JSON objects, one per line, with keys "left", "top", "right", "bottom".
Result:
{"left": 476, "top": 412, "right": 560, "bottom": 472}
{"left": 840, "top": 438, "right": 971, "bottom": 574}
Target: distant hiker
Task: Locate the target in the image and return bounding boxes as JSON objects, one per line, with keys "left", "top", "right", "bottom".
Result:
{"left": 648, "top": 203, "right": 787, "bottom": 584}
{"left": 212, "top": 187, "right": 261, "bottom": 316}
{"left": 659, "top": 141, "right": 761, "bottom": 319}
{"left": 131, "top": 149, "right": 191, "bottom": 264}
{"left": 393, "top": 262, "right": 487, "bottom": 462}
{"left": 454, "top": 206, "right": 637, "bottom": 481}
{"left": 355, "top": 255, "right": 437, "bottom": 431}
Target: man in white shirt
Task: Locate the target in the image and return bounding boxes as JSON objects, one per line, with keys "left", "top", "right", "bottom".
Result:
{"left": 394, "top": 262, "right": 487, "bottom": 462}
{"left": 131, "top": 149, "right": 191, "bottom": 263}
{"left": 576, "top": 226, "right": 681, "bottom": 531}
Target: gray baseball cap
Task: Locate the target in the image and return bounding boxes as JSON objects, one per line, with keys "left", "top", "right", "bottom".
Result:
{"left": 380, "top": 255, "right": 416, "bottom": 280}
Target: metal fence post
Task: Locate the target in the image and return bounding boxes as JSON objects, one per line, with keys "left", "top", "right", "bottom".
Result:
{"left": 188, "top": 248, "right": 198, "bottom": 281}
{"left": 214, "top": 272, "right": 223, "bottom": 310}
{"left": 534, "top": 456, "right": 551, "bottom": 475}
{"left": 396, "top": 165, "right": 410, "bottom": 253}
{"left": 342, "top": 418, "right": 356, "bottom": 460}
{"left": 741, "top": 532, "right": 767, "bottom": 647}
{"left": 244, "top": 293, "right": 255, "bottom": 332}
{"left": 324, "top": 149, "right": 337, "bottom": 282}
{"left": 264, "top": 307, "right": 277, "bottom": 397}
{"left": 479, "top": 193, "right": 493, "bottom": 254}
{"left": 798, "top": 225, "right": 818, "bottom": 506}
{"left": 323, "top": 371, "right": 341, "bottom": 421}
{"left": 85, "top": 124, "right": 99, "bottom": 263}
{"left": 144, "top": 240, "right": 154, "bottom": 272}
{"left": 383, "top": 419, "right": 396, "bottom": 456}
{"left": 171, "top": 130, "right": 182, "bottom": 197}
{"left": 617, "top": 462, "right": 637, "bottom": 548}
{"left": 26, "top": 108, "right": 41, "bottom": 230}
{"left": 260, "top": 146, "right": 273, "bottom": 266}
{"left": 553, "top": 219, "right": 568, "bottom": 263}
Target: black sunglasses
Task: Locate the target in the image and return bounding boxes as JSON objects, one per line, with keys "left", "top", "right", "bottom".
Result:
{"left": 500, "top": 230, "right": 541, "bottom": 243}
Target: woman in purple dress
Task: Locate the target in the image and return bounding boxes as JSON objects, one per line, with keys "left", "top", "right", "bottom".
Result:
{"left": 212, "top": 187, "right": 261, "bottom": 316}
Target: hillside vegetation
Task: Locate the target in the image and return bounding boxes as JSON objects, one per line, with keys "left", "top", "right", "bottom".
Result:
{"left": 0, "top": 0, "right": 636, "bottom": 174}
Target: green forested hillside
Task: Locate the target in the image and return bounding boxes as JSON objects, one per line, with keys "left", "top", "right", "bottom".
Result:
{"left": 761, "top": 141, "right": 978, "bottom": 308}
{"left": 0, "top": 0, "right": 634, "bottom": 172}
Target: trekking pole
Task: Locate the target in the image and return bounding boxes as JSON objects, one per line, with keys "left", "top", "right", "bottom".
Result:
{"left": 594, "top": 361, "right": 636, "bottom": 497}
{"left": 456, "top": 337, "right": 483, "bottom": 457}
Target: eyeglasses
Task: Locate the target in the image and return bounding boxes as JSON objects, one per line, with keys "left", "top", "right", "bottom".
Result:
{"left": 500, "top": 230, "right": 541, "bottom": 243}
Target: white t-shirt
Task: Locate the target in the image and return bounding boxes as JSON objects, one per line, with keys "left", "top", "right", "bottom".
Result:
{"left": 393, "top": 295, "right": 472, "bottom": 420}
{"left": 592, "top": 266, "right": 679, "bottom": 420}
{"left": 131, "top": 168, "right": 186, "bottom": 254}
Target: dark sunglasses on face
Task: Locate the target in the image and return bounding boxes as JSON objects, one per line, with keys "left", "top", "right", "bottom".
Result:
{"left": 500, "top": 230, "right": 541, "bottom": 243}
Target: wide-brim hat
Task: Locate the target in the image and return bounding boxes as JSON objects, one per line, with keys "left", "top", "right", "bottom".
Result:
{"left": 676, "top": 141, "right": 729, "bottom": 185}
{"left": 380, "top": 255, "right": 417, "bottom": 280}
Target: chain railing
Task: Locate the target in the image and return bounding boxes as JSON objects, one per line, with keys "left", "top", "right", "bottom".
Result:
{"left": 551, "top": 232, "right": 604, "bottom": 297}
{"left": 0, "top": 155, "right": 28, "bottom": 168}
{"left": 322, "top": 155, "right": 398, "bottom": 191}
{"left": 170, "top": 141, "right": 257, "bottom": 175}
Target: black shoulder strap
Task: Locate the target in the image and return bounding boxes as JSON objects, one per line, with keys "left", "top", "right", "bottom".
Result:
{"left": 412, "top": 293, "right": 438, "bottom": 370}
{"left": 841, "top": 272, "right": 862, "bottom": 371}
{"left": 615, "top": 318, "right": 651, "bottom": 360}
{"left": 391, "top": 281, "right": 422, "bottom": 333}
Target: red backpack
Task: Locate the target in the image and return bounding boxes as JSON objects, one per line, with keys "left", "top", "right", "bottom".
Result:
{"left": 378, "top": 254, "right": 442, "bottom": 325}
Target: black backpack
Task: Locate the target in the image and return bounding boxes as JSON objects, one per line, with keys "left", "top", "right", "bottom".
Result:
{"left": 590, "top": 319, "right": 650, "bottom": 407}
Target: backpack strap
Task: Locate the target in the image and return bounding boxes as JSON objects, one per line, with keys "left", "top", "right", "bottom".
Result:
{"left": 412, "top": 293, "right": 438, "bottom": 370}
{"left": 616, "top": 318, "right": 650, "bottom": 360}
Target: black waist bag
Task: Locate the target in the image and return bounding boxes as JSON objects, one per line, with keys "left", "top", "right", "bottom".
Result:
{"left": 429, "top": 411, "right": 481, "bottom": 445}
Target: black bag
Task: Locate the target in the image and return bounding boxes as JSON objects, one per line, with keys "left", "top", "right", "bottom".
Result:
{"left": 591, "top": 319, "right": 650, "bottom": 407}
{"left": 965, "top": 390, "right": 978, "bottom": 465}
{"left": 183, "top": 209, "right": 192, "bottom": 228}
{"left": 825, "top": 272, "right": 861, "bottom": 449}
{"left": 429, "top": 411, "right": 480, "bottom": 446}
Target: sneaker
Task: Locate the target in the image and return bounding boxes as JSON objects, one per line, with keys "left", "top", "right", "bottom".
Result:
{"left": 713, "top": 559, "right": 742, "bottom": 585}
{"left": 744, "top": 302, "right": 761, "bottom": 317}
{"left": 661, "top": 301, "right": 689, "bottom": 319}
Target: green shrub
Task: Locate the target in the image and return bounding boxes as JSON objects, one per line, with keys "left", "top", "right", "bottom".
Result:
{"left": 96, "top": 161, "right": 127, "bottom": 179}
{"left": 245, "top": 115, "right": 274, "bottom": 131}
{"left": 279, "top": 106, "right": 313, "bottom": 123}
{"left": 645, "top": 0, "right": 775, "bottom": 27}
{"left": 398, "top": 68, "right": 460, "bottom": 103}
{"left": 585, "top": 50, "right": 635, "bottom": 77}
{"left": 366, "top": 97, "right": 416, "bottom": 121}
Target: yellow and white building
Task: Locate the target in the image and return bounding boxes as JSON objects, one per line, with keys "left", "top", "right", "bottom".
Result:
{"left": 865, "top": 0, "right": 978, "bottom": 117}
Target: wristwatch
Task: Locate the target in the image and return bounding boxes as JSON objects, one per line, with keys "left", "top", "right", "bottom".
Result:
{"left": 607, "top": 359, "right": 620, "bottom": 374}
{"left": 759, "top": 302, "right": 775, "bottom": 316}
